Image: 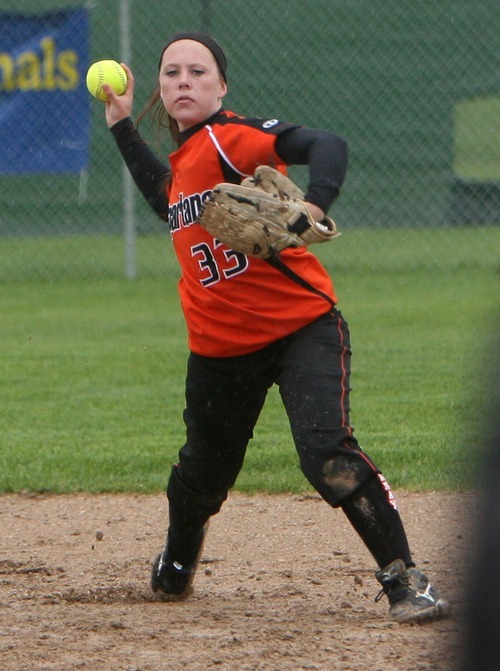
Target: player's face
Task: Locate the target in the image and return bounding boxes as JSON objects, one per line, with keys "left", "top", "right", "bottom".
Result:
{"left": 159, "top": 40, "right": 227, "bottom": 131}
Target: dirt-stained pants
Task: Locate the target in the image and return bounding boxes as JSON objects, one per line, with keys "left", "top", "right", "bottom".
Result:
{"left": 165, "top": 309, "right": 411, "bottom": 568}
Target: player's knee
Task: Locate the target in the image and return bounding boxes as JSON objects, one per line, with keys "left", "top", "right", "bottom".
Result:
{"left": 301, "top": 452, "right": 378, "bottom": 507}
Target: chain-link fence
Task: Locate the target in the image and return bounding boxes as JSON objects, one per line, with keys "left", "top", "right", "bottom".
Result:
{"left": 1, "top": 0, "right": 499, "bottom": 281}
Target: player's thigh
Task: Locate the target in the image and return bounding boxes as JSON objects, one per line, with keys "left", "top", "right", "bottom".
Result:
{"left": 277, "top": 310, "right": 354, "bottom": 452}
{"left": 180, "top": 351, "right": 272, "bottom": 488}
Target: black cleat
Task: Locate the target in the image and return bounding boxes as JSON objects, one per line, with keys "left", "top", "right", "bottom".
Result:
{"left": 151, "top": 552, "right": 197, "bottom": 598}
{"left": 151, "top": 524, "right": 208, "bottom": 599}
{"left": 375, "top": 558, "right": 450, "bottom": 623}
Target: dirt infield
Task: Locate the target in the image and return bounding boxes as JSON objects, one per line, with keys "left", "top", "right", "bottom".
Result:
{"left": 0, "top": 491, "right": 475, "bottom": 671}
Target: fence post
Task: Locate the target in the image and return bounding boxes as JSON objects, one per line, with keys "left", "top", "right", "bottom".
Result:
{"left": 120, "top": 0, "right": 136, "bottom": 279}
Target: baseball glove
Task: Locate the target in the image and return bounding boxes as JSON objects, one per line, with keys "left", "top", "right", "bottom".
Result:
{"left": 198, "top": 166, "right": 340, "bottom": 259}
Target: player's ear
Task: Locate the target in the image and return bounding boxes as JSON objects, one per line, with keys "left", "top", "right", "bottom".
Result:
{"left": 219, "top": 79, "right": 228, "bottom": 99}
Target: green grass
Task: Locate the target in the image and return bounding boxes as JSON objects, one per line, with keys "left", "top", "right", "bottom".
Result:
{"left": 239, "top": 268, "right": 497, "bottom": 493}
{"left": 1, "top": 278, "right": 183, "bottom": 493}
{"left": 1, "top": 224, "right": 499, "bottom": 282}
{"left": 1, "top": 244, "right": 497, "bottom": 493}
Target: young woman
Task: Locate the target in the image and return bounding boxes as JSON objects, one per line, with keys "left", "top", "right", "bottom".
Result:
{"left": 103, "top": 31, "right": 448, "bottom": 623}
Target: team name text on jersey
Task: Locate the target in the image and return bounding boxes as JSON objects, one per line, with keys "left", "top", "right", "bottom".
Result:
{"left": 168, "top": 190, "right": 212, "bottom": 232}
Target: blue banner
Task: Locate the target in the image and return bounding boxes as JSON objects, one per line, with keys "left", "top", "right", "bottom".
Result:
{"left": 0, "top": 8, "right": 90, "bottom": 174}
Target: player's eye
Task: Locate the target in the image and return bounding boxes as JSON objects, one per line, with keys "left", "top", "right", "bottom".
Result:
{"left": 164, "top": 68, "right": 178, "bottom": 77}
{"left": 192, "top": 68, "right": 205, "bottom": 76}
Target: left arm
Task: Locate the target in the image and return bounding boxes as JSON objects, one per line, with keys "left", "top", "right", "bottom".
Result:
{"left": 275, "top": 127, "right": 348, "bottom": 219}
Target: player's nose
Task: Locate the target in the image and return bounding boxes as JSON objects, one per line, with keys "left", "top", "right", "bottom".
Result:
{"left": 178, "top": 68, "right": 192, "bottom": 87}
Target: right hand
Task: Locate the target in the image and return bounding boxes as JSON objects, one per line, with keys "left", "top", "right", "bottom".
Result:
{"left": 104, "top": 63, "right": 134, "bottom": 128}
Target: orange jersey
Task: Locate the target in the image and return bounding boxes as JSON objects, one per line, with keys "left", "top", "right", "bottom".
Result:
{"left": 167, "top": 110, "right": 338, "bottom": 357}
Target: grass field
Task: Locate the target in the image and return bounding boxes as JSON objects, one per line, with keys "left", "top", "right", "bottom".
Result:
{"left": 1, "top": 227, "right": 497, "bottom": 494}
{"left": 2, "top": 225, "right": 499, "bottom": 281}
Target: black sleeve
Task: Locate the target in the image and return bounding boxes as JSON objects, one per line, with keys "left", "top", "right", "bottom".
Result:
{"left": 275, "top": 127, "right": 348, "bottom": 213}
{"left": 110, "top": 117, "right": 170, "bottom": 221}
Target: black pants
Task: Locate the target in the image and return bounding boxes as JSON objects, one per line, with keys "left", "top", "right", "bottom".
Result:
{"left": 165, "top": 309, "right": 399, "bottom": 564}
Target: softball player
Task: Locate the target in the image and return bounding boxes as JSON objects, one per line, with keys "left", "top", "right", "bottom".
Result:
{"left": 103, "top": 31, "right": 448, "bottom": 623}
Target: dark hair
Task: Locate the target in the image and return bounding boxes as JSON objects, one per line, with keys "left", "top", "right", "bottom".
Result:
{"left": 137, "top": 32, "right": 227, "bottom": 148}
{"left": 136, "top": 87, "right": 181, "bottom": 147}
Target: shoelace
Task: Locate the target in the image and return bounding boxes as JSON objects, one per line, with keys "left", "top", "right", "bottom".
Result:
{"left": 374, "top": 571, "right": 410, "bottom": 603}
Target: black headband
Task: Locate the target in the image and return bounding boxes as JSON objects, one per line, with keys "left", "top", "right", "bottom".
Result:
{"left": 160, "top": 31, "right": 227, "bottom": 81}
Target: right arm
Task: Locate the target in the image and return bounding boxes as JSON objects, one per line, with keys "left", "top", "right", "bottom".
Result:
{"left": 104, "top": 64, "right": 170, "bottom": 221}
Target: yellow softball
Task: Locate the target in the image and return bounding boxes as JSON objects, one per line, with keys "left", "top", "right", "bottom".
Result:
{"left": 86, "top": 60, "right": 127, "bottom": 102}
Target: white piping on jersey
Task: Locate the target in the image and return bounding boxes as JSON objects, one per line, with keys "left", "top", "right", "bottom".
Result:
{"left": 204, "top": 124, "right": 253, "bottom": 178}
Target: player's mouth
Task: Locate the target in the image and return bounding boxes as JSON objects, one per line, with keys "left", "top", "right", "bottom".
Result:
{"left": 175, "top": 95, "right": 195, "bottom": 104}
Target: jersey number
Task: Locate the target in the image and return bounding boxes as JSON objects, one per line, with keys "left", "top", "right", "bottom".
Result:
{"left": 191, "top": 240, "right": 249, "bottom": 287}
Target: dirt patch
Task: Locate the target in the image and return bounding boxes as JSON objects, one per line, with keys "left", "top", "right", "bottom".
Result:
{"left": 0, "top": 491, "right": 475, "bottom": 670}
